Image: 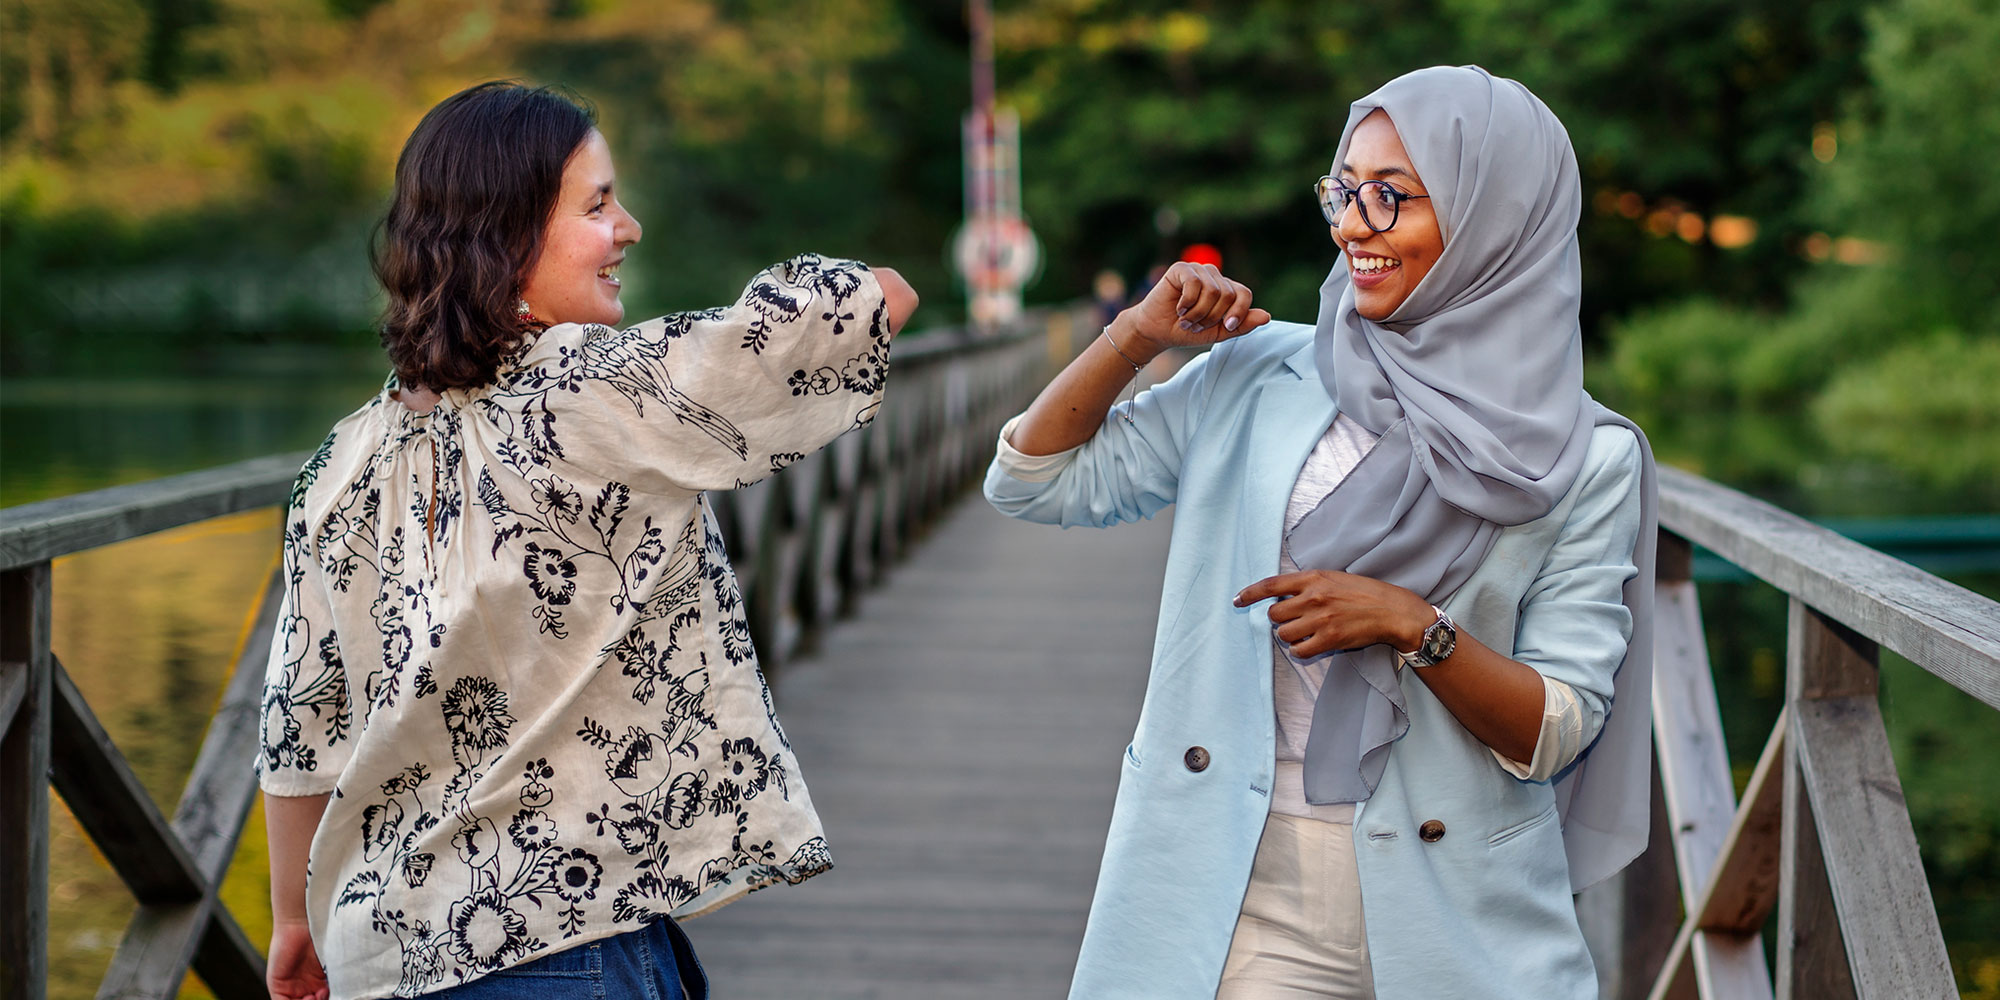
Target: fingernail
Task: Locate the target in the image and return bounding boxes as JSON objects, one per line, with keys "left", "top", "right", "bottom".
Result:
{"left": 1179, "top": 320, "right": 1196, "bottom": 332}
{"left": 1176, "top": 305, "right": 1188, "bottom": 317}
{"left": 1224, "top": 316, "right": 1240, "bottom": 332}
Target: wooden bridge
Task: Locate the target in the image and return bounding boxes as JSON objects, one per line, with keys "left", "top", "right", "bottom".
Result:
{"left": 3, "top": 313, "right": 1996, "bottom": 999}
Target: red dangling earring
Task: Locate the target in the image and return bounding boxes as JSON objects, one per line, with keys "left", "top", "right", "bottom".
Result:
{"left": 516, "top": 298, "right": 546, "bottom": 329}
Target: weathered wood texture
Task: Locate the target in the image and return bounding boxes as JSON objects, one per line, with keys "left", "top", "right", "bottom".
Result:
{"left": 1640, "top": 528, "right": 1784, "bottom": 1000}
{"left": 1659, "top": 466, "right": 2000, "bottom": 708}
{"left": 0, "top": 454, "right": 305, "bottom": 571}
{"left": 1640, "top": 528, "right": 1772, "bottom": 1000}
{"left": 1646, "top": 716, "right": 1784, "bottom": 1000}
{"left": 1623, "top": 461, "right": 2000, "bottom": 1000}
{"left": 1778, "top": 714, "right": 1854, "bottom": 1000}
{"left": 92, "top": 566, "right": 283, "bottom": 999}
{"left": 1785, "top": 601, "right": 1955, "bottom": 999}
{"left": 46, "top": 630, "right": 273, "bottom": 1000}
{"left": 0, "top": 657, "right": 26, "bottom": 736}
{"left": 1695, "top": 717, "right": 1785, "bottom": 937}
{"left": 2, "top": 563, "right": 53, "bottom": 1000}
{"left": 49, "top": 656, "right": 209, "bottom": 900}
{"left": 1587, "top": 763, "right": 1681, "bottom": 1000}
{"left": 682, "top": 496, "right": 1168, "bottom": 998}
{"left": 1652, "top": 576, "right": 1737, "bottom": 902}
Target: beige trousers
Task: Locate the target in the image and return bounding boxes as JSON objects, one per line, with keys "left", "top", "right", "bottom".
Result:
{"left": 1216, "top": 813, "right": 1378, "bottom": 999}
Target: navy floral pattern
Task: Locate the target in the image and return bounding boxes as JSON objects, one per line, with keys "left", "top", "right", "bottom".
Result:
{"left": 257, "top": 255, "right": 885, "bottom": 998}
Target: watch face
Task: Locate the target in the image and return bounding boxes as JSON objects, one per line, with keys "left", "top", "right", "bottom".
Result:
{"left": 1420, "top": 619, "right": 1455, "bottom": 662}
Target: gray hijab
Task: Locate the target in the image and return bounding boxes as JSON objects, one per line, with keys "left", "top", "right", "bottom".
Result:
{"left": 1290, "top": 65, "right": 1659, "bottom": 891}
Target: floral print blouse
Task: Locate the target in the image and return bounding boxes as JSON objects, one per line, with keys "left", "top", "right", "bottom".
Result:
{"left": 256, "top": 254, "right": 889, "bottom": 1000}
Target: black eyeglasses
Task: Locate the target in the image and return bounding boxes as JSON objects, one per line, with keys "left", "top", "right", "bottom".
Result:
{"left": 1314, "top": 176, "right": 1430, "bottom": 233}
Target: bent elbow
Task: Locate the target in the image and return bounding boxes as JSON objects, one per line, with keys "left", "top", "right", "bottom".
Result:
{"left": 874, "top": 267, "right": 919, "bottom": 338}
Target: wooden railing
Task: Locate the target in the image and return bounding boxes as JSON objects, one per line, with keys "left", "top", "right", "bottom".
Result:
{"left": 0, "top": 311, "right": 1076, "bottom": 1000}
{"left": 1580, "top": 468, "right": 2000, "bottom": 1000}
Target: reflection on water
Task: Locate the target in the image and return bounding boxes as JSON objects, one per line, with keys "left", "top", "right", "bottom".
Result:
{"left": 9, "top": 373, "right": 2000, "bottom": 997}
{"left": 3, "top": 363, "right": 388, "bottom": 508}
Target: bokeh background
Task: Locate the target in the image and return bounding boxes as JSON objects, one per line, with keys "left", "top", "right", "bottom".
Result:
{"left": 2, "top": 1, "right": 1995, "bottom": 997}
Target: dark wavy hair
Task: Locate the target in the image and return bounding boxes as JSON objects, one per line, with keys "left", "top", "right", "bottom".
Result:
{"left": 373, "top": 81, "right": 597, "bottom": 390}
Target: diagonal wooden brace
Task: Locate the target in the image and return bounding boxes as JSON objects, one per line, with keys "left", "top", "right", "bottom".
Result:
{"left": 48, "top": 565, "right": 281, "bottom": 999}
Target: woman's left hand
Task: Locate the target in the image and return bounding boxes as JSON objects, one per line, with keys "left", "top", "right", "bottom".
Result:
{"left": 267, "top": 920, "right": 330, "bottom": 1000}
{"left": 1234, "top": 571, "right": 1434, "bottom": 660}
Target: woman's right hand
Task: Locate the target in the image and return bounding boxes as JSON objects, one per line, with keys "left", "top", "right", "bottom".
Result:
{"left": 1003, "top": 262, "right": 1269, "bottom": 458}
{"left": 1116, "top": 261, "right": 1271, "bottom": 353}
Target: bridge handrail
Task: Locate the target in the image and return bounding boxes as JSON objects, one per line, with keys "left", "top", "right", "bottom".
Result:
{"left": 0, "top": 323, "right": 1036, "bottom": 572}
{"left": 1599, "top": 468, "right": 1998, "bottom": 1000}
{"left": 1657, "top": 465, "right": 2000, "bottom": 707}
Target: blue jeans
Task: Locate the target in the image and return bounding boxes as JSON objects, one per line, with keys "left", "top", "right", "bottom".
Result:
{"left": 421, "top": 918, "right": 709, "bottom": 999}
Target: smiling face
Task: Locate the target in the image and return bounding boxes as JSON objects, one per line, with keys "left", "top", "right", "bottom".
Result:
{"left": 518, "top": 130, "right": 643, "bottom": 327}
{"left": 1333, "top": 110, "right": 1444, "bottom": 321}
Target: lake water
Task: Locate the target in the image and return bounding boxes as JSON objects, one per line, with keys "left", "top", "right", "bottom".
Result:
{"left": 2, "top": 365, "right": 389, "bottom": 509}
{"left": 5, "top": 367, "right": 1997, "bottom": 998}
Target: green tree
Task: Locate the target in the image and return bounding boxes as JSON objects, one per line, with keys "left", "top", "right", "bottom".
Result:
{"left": 1593, "top": 0, "right": 2000, "bottom": 498}
{"left": 1817, "top": 0, "right": 2000, "bottom": 333}
{"left": 993, "top": 0, "right": 1873, "bottom": 332}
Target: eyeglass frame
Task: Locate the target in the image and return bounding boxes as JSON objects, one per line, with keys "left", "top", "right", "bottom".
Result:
{"left": 1313, "top": 175, "right": 1431, "bottom": 233}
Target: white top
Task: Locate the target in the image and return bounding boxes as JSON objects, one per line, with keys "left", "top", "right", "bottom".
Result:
{"left": 996, "top": 408, "right": 1599, "bottom": 826}
{"left": 257, "top": 255, "right": 889, "bottom": 1000}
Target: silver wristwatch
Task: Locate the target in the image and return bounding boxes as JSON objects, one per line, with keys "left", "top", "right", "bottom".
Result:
{"left": 1397, "top": 605, "right": 1457, "bottom": 669}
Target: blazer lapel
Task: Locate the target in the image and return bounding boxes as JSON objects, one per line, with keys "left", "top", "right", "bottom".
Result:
{"left": 1238, "top": 340, "right": 1336, "bottom": 571}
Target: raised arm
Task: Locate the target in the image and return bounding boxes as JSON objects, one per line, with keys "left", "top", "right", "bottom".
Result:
{"left": 1007, "top": 262, "right": 1270, "bottom": 456}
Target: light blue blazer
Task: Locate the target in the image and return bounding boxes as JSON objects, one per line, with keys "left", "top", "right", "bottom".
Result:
{"left": 983, "top": 322, "right": 1643, "bottom": 1000}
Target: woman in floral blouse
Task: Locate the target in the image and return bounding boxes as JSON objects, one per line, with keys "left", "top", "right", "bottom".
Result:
{"left": 258, "top": 81, "right": 917, "bottom": 1000}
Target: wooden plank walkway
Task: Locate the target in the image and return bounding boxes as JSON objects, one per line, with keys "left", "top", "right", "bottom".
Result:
{"left": 682, "top": 495, "right": 1172, "bottom": 998}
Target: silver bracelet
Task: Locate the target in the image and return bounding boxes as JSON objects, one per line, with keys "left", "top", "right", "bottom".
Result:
{"left": 1101, "top": 325, "right": 1145, "bottom": 424}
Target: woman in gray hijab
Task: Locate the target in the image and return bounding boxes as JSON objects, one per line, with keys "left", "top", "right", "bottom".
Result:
{"left": 985, "top": 65, "right": 1657, "bottom": 1000}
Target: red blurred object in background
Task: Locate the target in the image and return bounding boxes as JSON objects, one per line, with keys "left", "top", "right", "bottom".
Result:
{"left": 1178, "top": 243, "right": 1223, "bottom": 268}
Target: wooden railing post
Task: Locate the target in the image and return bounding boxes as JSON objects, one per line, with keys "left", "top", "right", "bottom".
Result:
{"left": 1637, "top": 527, "right": 1779, "bottom": 1000}
{"left": 1778, "top": 600, "right": 1871, "bottom": 999}
{"left": 1780, "top": 599, "right": 1956, "bottom": 999}
{"left": 2, "top": 562, "right": 53, "bottom": 1000}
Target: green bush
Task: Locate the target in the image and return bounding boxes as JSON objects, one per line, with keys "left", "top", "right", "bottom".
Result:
{"left": 1593, "top": 298, "right": 1774, "bottom": 414}
{"left": 1813, "top": 329, "right": 2000, "bottom": 488}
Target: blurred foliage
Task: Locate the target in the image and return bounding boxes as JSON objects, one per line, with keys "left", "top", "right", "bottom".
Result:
{"left": 0, "top": 0, "right": 971, "bottom": 375}
{"left": 1814, "top": 331, "right": 2000, "bottom": 489}
{"left": 993, "top": 0, "right": 1869, "bottom": 330}
{"left": 1590, "top": 0, "right": 1999, "bottom": 498}
{"left": 2, "top": 0, "right": 1880, "bottom": 373}
{"left": 1816, "top": 0, "right": 2000, "bottom": 333}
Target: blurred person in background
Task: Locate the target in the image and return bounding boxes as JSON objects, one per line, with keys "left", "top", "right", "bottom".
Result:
{"left": 258, "top": 81, "right": 917, "bottom": 1000}
{"left": 1093, "top": 268, "right": 1129, "bottom": 328}
{"left": 985, "top": 66, "right": 1656, "bottom": 999}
